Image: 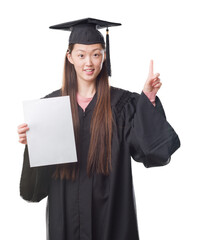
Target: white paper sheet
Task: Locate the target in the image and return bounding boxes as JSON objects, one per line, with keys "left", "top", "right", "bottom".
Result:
{"left": 23, "top": 96, "right": 78, "bottom": 167}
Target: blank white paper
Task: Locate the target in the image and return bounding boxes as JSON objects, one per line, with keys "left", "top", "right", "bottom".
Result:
{"left": 23, "top": 96, "right": 77, "bottom": 167}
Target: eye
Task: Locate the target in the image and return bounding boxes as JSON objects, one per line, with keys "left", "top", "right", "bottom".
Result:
{"left": 94, "top": 53, "right": 100, "bottom": 57}
{"left": 78, "top": 54, "right": 84, "bottom": 58}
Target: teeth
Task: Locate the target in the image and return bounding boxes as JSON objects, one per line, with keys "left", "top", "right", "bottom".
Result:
{"left": 85, "top": 69, "right": 93, "bottom": 72}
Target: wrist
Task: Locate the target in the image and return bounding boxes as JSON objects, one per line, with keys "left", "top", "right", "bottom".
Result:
{"left": 143, "top": 90, "right": 156, "bottom": 103}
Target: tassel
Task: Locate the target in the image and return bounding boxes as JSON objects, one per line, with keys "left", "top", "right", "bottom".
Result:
{"left": 106, "top": 28, "right": 111, "bottom": 77}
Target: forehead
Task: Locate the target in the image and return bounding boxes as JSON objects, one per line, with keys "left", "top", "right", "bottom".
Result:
{"left": 73, "top": 43, "right": 104, "bottom": 52}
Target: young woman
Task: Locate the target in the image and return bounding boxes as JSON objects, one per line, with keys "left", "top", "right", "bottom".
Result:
{"left": 18, "top": 18, "right": 180, "bottom": 240}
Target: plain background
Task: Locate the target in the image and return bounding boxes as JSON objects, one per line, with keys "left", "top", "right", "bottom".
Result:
{"left": 0, "top": 0, "right": 197, "bottom": 239}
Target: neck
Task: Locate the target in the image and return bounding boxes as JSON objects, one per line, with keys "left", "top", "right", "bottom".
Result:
{"left": 77, "top": 79, "right": 96, "bottom": 98}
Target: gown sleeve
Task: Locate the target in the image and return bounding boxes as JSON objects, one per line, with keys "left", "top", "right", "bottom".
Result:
{"left": 124, "top": 90, "right": 181, "bottom": 167}
{"left": 19, "top": 145, "right": 55, "bottom": 202}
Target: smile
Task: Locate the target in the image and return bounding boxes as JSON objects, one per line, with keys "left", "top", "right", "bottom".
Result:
{"left": 84, "top": 69, "right": 95, "bottom": 75}
{"left": 84, "top": 69, "right": 94, "bottom": 72}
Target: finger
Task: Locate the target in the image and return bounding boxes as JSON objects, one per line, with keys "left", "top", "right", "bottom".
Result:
{"left": 154, "top": 73, "right": 160, "bottom": 78}
{"left": 19, "top": 136, "right": 27, "bottom": 140}
{"left": 18, "top": 128, "right": 29, "bottom": 134}
{"left": 17, "top": 126, "right": 29, "bottom": 134}
{"left": 152, "top": 78, "right": 161, "bottom": 84}
{"left": 19, "top": 139, "right": 27, "bottom": 144}
{"left": 19, "top": 137, "right": 26, "bottom": 142}
{"left": 18, "top": 123, "right": 28, "bottom": 129}
{"left": 148, "top": 59, "right": 154, "bottom": 77}
{"left": 150, "top": 73, "right": 160, "bottom": 81}
{"left": 19, "top": 138, "right": 27, "bottom": 143}
{"left": 152, "top": 76, "right": 160, "bottom": 81}
{"left": 19, "top": 134, "right": 27, "bottom": 139}
{"left": 147, "top": 74, "right": 160, "bottom": 86}
{"left": 152, "top": 80, "right": 161, "bottom": 86}
{"left": 19, "top": 133, "right": 27, "bottom": 138}
{"left": 154, "top": 82, "right": 162, "bottom": 88}
{"left": 18, "top": 125, "right": 29, "bottom": 131}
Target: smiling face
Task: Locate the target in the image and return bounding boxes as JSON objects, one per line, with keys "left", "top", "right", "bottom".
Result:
{"left": 67, "top": 43, "right": 106, "bottom": 85}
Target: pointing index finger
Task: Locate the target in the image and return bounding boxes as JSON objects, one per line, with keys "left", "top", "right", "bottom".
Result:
{"left": 149, "top": 59, "right": 154, "bottom": 77}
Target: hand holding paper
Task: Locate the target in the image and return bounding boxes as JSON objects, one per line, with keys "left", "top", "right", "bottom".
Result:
{"left": 18, "top": 123, "right": 29, "bottom": 144}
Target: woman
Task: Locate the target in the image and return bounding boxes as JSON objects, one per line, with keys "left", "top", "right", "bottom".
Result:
{"left": 18, "top": 18, "right": 180, "bottom": 240}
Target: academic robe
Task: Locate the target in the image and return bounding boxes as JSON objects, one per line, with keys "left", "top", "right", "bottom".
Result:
{"left": 20, "top": 86, "right": 180, "bottom": 240}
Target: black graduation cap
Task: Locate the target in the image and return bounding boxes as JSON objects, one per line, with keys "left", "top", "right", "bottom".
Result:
{"left": 49, "top": 18, "right": 121, "bottom": 76}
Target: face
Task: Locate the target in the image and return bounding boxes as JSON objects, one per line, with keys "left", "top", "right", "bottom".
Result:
{"left": 67, "top": 43, "right": 106, "bottom": 84}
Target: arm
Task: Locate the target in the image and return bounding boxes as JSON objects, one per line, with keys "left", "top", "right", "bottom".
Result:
{"left": 127, "top": 91, "right": 180, "bottom": 167}
{"left": 126, "top": 60, "right": 180, "bottom": 167}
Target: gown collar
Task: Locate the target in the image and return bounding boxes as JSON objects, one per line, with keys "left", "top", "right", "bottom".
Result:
{"left": 77, "top": 91, "right": 98, "bottom": 114}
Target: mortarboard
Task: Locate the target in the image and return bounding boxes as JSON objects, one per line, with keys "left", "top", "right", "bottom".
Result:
{"left": 49, "top": 18, "right": 121, "bottom": 76}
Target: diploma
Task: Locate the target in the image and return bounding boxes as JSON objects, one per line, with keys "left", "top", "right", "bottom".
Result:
{"left": 23, "top": 96, "right": 77, "bottom": 167}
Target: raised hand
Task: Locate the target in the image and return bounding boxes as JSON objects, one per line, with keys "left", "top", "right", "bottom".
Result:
{"left": 143, "top": 60, "right": 162, "bottom": 95}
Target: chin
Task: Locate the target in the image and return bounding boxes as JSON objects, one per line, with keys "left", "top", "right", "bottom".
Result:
{"left": 83, "top": 77, "right": 96, "bottom": 82}
{"left": 83, "top": 73, "right": 99, "bottom": 81}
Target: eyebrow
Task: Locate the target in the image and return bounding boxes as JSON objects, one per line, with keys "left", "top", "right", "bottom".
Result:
{"left": 76, "top": 48, "right": 103, "bottom": 52}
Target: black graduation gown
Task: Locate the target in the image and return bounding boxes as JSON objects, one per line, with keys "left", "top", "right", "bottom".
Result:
{"left": 20, "top": 86, "right": 180, "bottom": 240}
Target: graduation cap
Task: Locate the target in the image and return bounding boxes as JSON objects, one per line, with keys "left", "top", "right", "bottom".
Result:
{"left": 49, "top": 18, "right": 121, "bottom": 76}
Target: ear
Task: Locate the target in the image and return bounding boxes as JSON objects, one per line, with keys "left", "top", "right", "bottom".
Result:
{"left": 67, "top": 52, "right": 74, "bottom": 65}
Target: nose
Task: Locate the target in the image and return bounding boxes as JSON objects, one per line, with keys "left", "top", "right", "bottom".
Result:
{"left": 85, "top": 56, "right": 93, "bottom": 66}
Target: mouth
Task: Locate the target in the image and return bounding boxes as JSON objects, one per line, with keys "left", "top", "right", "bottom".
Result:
{"left": 84, "top": 69, "right": 95, "bottom": 75}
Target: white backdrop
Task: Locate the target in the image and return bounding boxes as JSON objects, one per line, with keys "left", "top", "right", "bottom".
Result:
{"left": 0, "top": 0, "right": 197, "bottom": 239}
